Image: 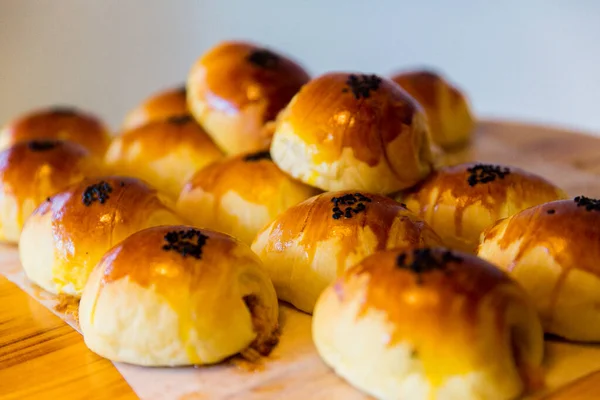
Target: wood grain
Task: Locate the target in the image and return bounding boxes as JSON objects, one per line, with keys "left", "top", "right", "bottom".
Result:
{"left": 0, "top": 275, "right": 135, "bottom": 400}
{"left": 1, "top": 121, "right": 600, "bottom": 400}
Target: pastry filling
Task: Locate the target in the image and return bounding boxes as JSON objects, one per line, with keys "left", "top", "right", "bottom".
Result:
{"left": 240, "top": 294, "right": 279, "bottom": 360}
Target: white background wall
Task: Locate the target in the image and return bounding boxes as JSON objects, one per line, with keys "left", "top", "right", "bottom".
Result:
{"left": 1, "top": 1, "right": 599, "bottom": 134}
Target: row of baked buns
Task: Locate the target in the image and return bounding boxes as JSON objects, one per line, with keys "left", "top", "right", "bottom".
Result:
{"left": 0, "top": 39, "right": 597, "bottom": 400}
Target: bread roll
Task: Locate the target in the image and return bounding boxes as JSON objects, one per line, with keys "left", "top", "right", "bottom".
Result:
{"left": 19, "top": 176, "right": 186, "bottom": 296}
{"left": 0, "top": 140, "right": 99, "bottom": 243}
{"left": 0, "top": 106, "right": 111, "bottom": 157}
{"left": 478, "top": 196, "right": 600, "bottom": 342}
{"left": 176, "top": 150, "right": 319, "bottom": 245}
{"left": 79, "top": 226, "right": 278, "bottom": 366}
{"left": 122, "top": 85, "right": 188, "bottom": 130}
{"left": 250, "top": 191, "right": 442, "bottom": 313}
{"left": 105, "top": 116, "right": 223, "bottom": 198}
{"left": 270, "top": 72, "right": 434, "bottom": 194}
{"left": 313, "top": 248, "right": 544, "bottom": 400}
{"left": 391, "top": 70, "right": 475, "bottom": 149}
{"left": 187, "top": 41, "right": 310, "bottom": 155}
{"left": 401, "top": 162, "right": 567, "bottom": 253}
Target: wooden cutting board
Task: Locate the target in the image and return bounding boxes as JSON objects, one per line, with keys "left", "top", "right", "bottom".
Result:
{"left": 1, "top": 120, "right": 600, "bottom": 400}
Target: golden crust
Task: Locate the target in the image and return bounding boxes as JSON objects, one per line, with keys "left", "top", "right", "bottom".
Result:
{"left": 313, "top": 248, "right": 544, "bottom": 400}
{"left": 19, "top": 176, "right": 186, "bottom": 296}
{"left": 105, "top": 116, "right": 223, "bottom": 198}
{"left": 478, "top": 198, "right": 600, "bottom": 341}
{"left": 176, "top": 150, "right": 319, "bottom": 244}
{"left": 270, "top": 72, "right": 434, "bottom": 193}
{"left": 0, "top": 140, "right": 100, "bottom": 243}
{"left": 79, "top": 225, "right": 279, "bottom": 366}
{"left": 0, "top": 107, "right": 111, "bottom": 157}
{"left": 122, "top": 85, "right": 188, "bottom": 130}
{"left": 250, "top": 191, "right": 442, "bottom": 313}
{"left": 401, "top": 162, "right": 567, "bottom": 253}
{"left": 391, "top": 70, "right": 475, "bottom": 149}
{"left": 187, "top": 41, "right": 310, "bottom": 155}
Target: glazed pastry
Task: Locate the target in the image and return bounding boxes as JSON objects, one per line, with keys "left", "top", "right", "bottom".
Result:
{"left": 0, "top": 140, "right": 99, "bottom": 243}
{"left": 391, "top": 69, "right": 475, "bottom": 149}
{"left": 313, "top": 248, "right": 544, "bottom": 400}
{"left": 0, "top": 106, "right": 111, "bottom": 157}
{"left": 478, "top": 196, "right": 600, "bottom": 342}
{"left": 270, "top": 72, "right": 434, "bottom": 194}
{"left": 176, "top": 150, "right": 318, "bottom": 245}
{"left": 251, "top": 191, "right": 442, "bottom": 313}
{"left": 187, "top": 41, "right": 310, "bottom": 155}
{"left": 79, "top": 226, "right": 279, "bottom": 366}
{"left": 122, "top": 85, "right": 188, "bottom": 130}
{"left": 105, "top": 115, "right": 223, "bottom": 198}
{"left": 19, "top": 176, "right": 185, "bottom": 296}
{"left": 401, "top": 162, "right": 567, "bottom": 253}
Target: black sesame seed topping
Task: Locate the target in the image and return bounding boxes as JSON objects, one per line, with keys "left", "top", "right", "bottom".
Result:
{"left": 167, "top": 115, "right": 193, "bottom": 125}
{"left": 396, "top": 248, "right": 462, "bottom": 284}
{"left": 247, "top": 49, "right": 279, "bottom": 69}
{"left": 82, "top": 181, "right": 113, "bottom": 206}
{"left": 46, "top": 197, "right": 51, "bottom": 203}
{"left": 243, "top": 150, "right": 272, "bottom": 162}
{"left": 50, "top": 106, "right": 76, "bottom": 116}
{"left": 547, "top": 209, "right": 556, "bottom": 214}
{"left": 28, "top": 140, "right": 60, "bottom": 151}
{"left": 343, "top": 74, "right": 383, "bottom": 99}
{"left": 574, "top": 196, "right": 600, "bottom": 212}
{"left": 162, "top": 229, "right": 208, "bottom": 259}
{"left": 120, "top": 181, "right": 125, "bottom": 187}
{"left": 331, "top": 193, "right": 372, "bottom": 219}
{"left": 466, "top": 164, "right": 511, "bottom": 187}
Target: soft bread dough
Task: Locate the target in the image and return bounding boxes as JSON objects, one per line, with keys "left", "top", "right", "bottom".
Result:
{"left": 19, "top": 176, "right": 186, "bottom": 296}
{"left": 313, "top": 248, "right": 544, "bottom": 400}
{"left": 401, "top": 162, "right": 567, "bottom": 253}
{"left": 478, "top": 197, "right": 600, "bottom": 342}
{"left": 251, "top": 191, "right": 442, "bottom": 313}
{"left": 176, "top": 150, "right": 318, "bottom": 245}
{"left": 187, "top": 41, "right": 310, "bottom": 155}
{"left": 79, "top": 226, "right": 279, "bottom": 366}
{"left": 0, "top": 140, "right": 99, "bottom": 243}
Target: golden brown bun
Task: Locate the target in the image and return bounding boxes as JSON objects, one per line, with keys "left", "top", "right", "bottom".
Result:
{"left": 176, "top": 150, "right": 319, "bottom": 245}
{"left": 313, "top": 248, "right": 544, "bottom": 400}
{"left": 270, "top": 72, "right": 434, "bottom": 194}
{"left": 250, "top": 191, "right": 442, "bottom": 313}
{"left": 401, "top": 162, "right": 567, "bottom": 253}
{"left": 0, "top": 140, "right": 100, "bottom": 243}
{"left": 187, "top": 41, "right": 310, "bottom": 155}
{"left": 79, "top": 226, "right": 278, "bottom": 366}
{"left": 105, "top": 116, "right": 223, "bottom": 198}
{"left": 122, "top": 85, "right": 188, "bottom": 130}
{"left": 391, "top": 70, "right": 475, "bottom": 149}
{"left": 19, "top": 176, "right": 186, "bottom": 297}
{"left": 478, "top": 197, "right": 600, "bottom": 342}
{"left": 0, "top": 107, "right": 111, "bottom": 157}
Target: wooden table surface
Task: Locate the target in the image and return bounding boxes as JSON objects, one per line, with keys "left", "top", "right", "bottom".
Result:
{"left": 1, "top": 121, "right": 600, "bottom": 400}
